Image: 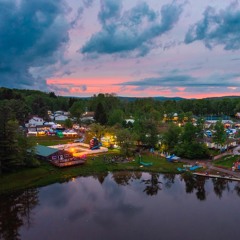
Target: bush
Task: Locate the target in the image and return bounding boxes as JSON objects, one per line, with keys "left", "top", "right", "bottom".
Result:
{"left": 175, "top": 142, "right": 210, "bottom": 159}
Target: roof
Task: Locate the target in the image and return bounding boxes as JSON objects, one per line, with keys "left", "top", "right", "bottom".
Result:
{"left": 82, "top": 111, "right": 95, "bottom": 117}
{"left": 35, "top": 145, "right": 59, "bottom": 157}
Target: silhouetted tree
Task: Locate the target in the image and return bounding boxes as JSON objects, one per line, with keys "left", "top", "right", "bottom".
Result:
{"left": 142, "top": 173, "right": 162, "bottom": 196}
{"left": 94, "top": 102, "right": 107, "bottom": 125}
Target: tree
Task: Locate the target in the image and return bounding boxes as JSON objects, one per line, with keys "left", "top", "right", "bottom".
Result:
{"left": 116, "top": 128, "right": 136, "bottom": 156}
{"left": 213, "top": 120, "right": 227, "bottom": 151}
{"left": 174, "top": 122, "right": 209, "bottom": 159}
{"left": 0, "top": 103, "right": 15, "bottom": 173}
{"left": 0, "top": 103, "right": 36, "bottom": 173}
{"left": 195, "top": 117, "right": 205, "bottom": 139}
{"left": 180, "top": 122, "right": 197, "bottom": 143}
{"left": 94, "top": 102, "right": 107, "bottom": 125}
{"left": 7, "top": 99, "right": 30, "bottom": 125}
{"left": 133, "top": 119, "right": 159, "bottom": 148}
{"left": 69, "top": 101, "right": 85, "bottom": 125}
{"left": 108, "top": 109, "right": 124, "bottom": 126}
{"left": 49, "top": 92, "right": 57, "bottom": 98}
{"left": 27, "top": 95, "right": 49, "bottom": 119}
{"left": 64, "top": 118, "right": 73, "bottom": 129}
{"left": 87, "top": 123, "right": 105, "bottom": 142}
{"left": 0, "top": 189, "right": 39, "bottom": 239}
{"left": 162, "top": 123, "right": 181, "bottom": 152}
{"left": 142, "top": 173, "right": 162, "bottom": 196}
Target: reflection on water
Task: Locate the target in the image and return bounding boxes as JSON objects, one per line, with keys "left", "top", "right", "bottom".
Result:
{"left": 142, "top": 173, "right": 162, "bottom": 196}
{"left": 1, "top": 173, "right": 240, "bottom": 240}
{"left": 0, "top": 189, "right": 39, "bottom": 240}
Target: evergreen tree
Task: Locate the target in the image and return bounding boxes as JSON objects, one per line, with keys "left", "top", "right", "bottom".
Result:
{"left": 94, "top": 102, "right": 107, "bottom": 125}
{"left": 0, "top": 103, "right": 36, "bottom": 173}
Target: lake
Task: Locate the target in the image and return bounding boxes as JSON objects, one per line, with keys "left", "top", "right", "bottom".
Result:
{"left": 1, "top": 172, "right": 240, "bottom": 240}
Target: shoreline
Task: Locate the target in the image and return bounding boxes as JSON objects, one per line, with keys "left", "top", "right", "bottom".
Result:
{"left": 193, "top": 172, "right": 240, "bottom": 182}
{"left": 1, "top": 150, "right": 240, "bottom": 195}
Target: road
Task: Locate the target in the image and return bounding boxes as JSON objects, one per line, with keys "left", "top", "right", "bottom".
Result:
{"left": 179, "top": 145, "right": 240, "bottom": 178}
{"left": 233, "top": 145, "right": 240, "bottom": 155}
{"left": 206, "top": 163, "right": 240, "bottom": 178}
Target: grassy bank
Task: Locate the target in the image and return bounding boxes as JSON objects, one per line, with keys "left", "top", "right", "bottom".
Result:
{"left": 0, "top": 152, "right": 184, "bottom": 194}
{"left": 213, "top": 155, "right": 239, "bottom": 168}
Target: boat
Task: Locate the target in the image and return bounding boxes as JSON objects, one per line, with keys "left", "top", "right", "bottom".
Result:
{"left": 166, "top": 154, "right": 180, "bottom": 162}
{"left": 140, "top": 161, "right": 153, "bottom": 166}
{"left": 177, "top": 167, "right": 186, "bottom": 172}
{"left": 189, "top": 165, "right": 202, "bottom": 171}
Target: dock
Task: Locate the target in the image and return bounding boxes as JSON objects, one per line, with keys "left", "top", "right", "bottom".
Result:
{"left": 50, "top": 159, "right": 86, "bottom": 167}
{"left": 193, "top": 173, "right": 240, "bottom": 182}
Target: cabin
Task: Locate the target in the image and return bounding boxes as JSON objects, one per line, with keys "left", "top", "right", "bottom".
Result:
{"left": 53, "top": 114, "right": 69, "bottom": 121}
{"left": 26, "top": 116, "right": 44, "bottom": 127}
{"left": 81, "top": 111, "right": 95, "bottom": 122}
{"left": 35, "top": 145, "right": 86, "bottom": 167}
{"left": 204, "top": 137, "right": 237, "bottom": 150}
{"left": 235, "top": 113, "right": 240, "bottom": 119}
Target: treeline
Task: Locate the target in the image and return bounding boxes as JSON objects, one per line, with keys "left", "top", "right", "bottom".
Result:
{"left": 0, "top": 87, "right": 240, "bottom": 173}
{"left": 1, "top": 87, "right": 240, "bottom": 125}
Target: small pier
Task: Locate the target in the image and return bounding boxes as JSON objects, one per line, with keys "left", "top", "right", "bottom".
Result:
{"left": 193, "top": 173, "right": 240, "bottom": 182}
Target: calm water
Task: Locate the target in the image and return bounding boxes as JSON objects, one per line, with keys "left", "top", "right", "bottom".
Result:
{"left": 1, "top": 172, "right": 240, "bottom": 240}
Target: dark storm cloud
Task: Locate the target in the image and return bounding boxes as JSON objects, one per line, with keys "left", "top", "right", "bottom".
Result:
{"left": 0, "top": 0, "right": 70, "bottom": 90}
{"left": 185, "top": 2, "right": 240, "bottom": 50}
{"left": 118, "top": 73, "right": 240, "bottom": 90}
{"left": 98, "top": 0, "right": 122, "bottom": 25}
{"left": 81, "top": 0, "right": 184, "bottom": 56}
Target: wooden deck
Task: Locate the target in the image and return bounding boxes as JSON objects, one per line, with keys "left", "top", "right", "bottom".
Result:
{"left": 193, "top": 173, "right": 240, "bottom": 182}
{"left": 50, "top": 159, "right": 86, "bottom": 167}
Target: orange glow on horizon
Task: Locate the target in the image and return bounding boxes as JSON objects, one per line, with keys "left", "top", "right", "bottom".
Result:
{"left": 47, "top": 78, "right": 240, "bottom": 99}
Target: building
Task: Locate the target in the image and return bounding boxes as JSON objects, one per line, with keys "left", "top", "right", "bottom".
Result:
{"left": 26, "top": 116, "right": 44, "bottom": 127}
{"left": 235, "top": 113, "right": 240, "bottom": 119}
{"left": 54, "top": 114, "right": 69, "bottom": 121}
{"left": 204, "top": 137, "right": 237, "bottom": 150}
{"left": 81, "top": 111, "right": 95, "bottom": 122}
{"left": 35, "top": 145, "right": 86, "bottom": 167}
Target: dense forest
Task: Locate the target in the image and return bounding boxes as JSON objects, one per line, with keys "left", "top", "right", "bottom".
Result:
{"left": 0, "top": 87, "right": 240, "bottom": 173}
{"left": 1, "top": 87, "right": 240, "bottom": 121}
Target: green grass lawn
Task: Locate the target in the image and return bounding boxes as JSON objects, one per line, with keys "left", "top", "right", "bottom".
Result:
{"left": 28, "top": 135, "right": 78, "bottom": 146}
{"left": 213, "top": 155, "right": 239, "bottom": 168}
{"left": 0, "top": 152, "right": 185, "bottom": 194}
{"left": 0, "top": 137, "right": 187, "bottom": 194}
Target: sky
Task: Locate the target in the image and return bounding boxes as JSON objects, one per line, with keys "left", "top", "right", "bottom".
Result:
{"left": 1, "top": 0, "right": 240, "bottom": 99}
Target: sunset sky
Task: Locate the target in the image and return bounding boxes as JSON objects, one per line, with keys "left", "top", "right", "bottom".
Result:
{"left": 1, "top": 0, "right": 240, "bottom": 98}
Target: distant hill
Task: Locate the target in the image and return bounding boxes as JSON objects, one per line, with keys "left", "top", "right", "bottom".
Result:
{"left": 118, "top": 96, "right": 187, "bottom": 101}
{"left": 204, "top": 96, "right": 240, "bottom": 100}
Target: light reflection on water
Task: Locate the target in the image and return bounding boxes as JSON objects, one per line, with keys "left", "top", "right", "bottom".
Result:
{"left": 1, "top": 172, "right": 240, "bottom": 240}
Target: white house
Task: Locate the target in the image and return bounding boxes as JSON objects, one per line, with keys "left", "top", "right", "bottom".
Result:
{"left": 54, "top": 114, "right": 69, "bottom": 121}
{"left": 204, "top": 138, "right": 237, "bottom": 150}
{"left": 27, "top": 116, "right": 44, "bottom": 126}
